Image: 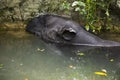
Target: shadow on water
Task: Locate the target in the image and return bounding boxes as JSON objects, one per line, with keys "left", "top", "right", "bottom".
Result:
{"left": 0, "top": 31, "right": 120, "bottom": 80}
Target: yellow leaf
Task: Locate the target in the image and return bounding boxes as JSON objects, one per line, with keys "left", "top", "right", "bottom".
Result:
{"left": 77, "top": 52, "right": 85, "bottom": 56}
{"left": 95, "top": 72, "right": 107, "bottom": 76}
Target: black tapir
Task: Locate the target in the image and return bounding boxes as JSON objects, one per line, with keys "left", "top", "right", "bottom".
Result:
{"left": 26, "top": 14, "right": 120, "bottom": 47}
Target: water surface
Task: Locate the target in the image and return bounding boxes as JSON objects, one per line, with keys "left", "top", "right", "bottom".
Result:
{"left": 0, "top": 31, "right": 120, "bottom": 80}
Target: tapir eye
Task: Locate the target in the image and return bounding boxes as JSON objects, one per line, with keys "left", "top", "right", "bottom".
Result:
{"left": 61, "top": 28, "right": 76, "bottom": 40}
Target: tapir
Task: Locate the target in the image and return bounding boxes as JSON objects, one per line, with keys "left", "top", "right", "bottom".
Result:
{"left": 26, "top": 14, "right": 120, "bottom": 47}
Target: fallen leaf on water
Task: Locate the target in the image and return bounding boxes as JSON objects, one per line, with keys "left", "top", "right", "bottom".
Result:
{"left": 95, "top": 69, "right": 107, "bottom": 76}
{"left": 95, "top": 72, "right": 107, "bottom": 76}
{"left": 77, "top": 52, "right": 85, "bottom": 56}
{"left": 69, "top": 65, "right": 76, "bottom": 69}
{"left": 101, "top": 69, "right": 107, "bottom": 72}
{"left": 37, "top": 48, "right": 45, "bottom": 52}
{"left": 40, "top": 49, "right": 45, "bottom": 52}
{"left": 110, "top": 59, "right": 114, "bottom": 62}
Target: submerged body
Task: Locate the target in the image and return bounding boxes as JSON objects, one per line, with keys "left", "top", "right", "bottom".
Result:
{"left": 26, "top": 14, "right": 120, "bottom": 47}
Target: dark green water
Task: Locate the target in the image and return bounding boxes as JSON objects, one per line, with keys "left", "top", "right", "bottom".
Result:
{"left": 0, "top": 31, "right": 120, "bottom": 80}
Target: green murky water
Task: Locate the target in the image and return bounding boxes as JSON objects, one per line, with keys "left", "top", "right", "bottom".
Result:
{"left": 0, "top": 31, "right": 120, "bottom": 80}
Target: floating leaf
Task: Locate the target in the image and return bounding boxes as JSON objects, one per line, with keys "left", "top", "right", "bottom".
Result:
{"left": 40, "top": 49, "right": 45, "bottom": 52}
{"left": 95, "top": 72, "right": 107, "bottom": 76}
{"left": 37, "top": 48, "right": 45, "bottom": 52}
{"left": 69, "top": 65, "right": 76, "bottom": 69}
{"left": 77, "top": 52, "right": 85, "bottom": 56}
{"left": 101, "top": 69, "right": 107, "bottom": 73}
{"left": 95, "top": 69, "right": 107, "bottom": 76}
{"left": 37, "top": 48, "right": 40, "bottom": 51}
{"left": 110, "top": 59, "right": 114, "bottom": 62}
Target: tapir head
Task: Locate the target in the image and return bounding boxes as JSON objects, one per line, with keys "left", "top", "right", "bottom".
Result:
{"left": 26, "top": 14, "right": 120, "bottom": 47}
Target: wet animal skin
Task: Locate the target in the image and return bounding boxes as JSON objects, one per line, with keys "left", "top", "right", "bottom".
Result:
{"left": 26, "top": 14, "right": 120, "bottom": 47}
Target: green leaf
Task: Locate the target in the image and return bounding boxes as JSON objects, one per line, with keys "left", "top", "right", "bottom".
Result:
{"left": 77, "top": 52, "right": 85, "bottom": 56}
{"left": 85, "top": 24, "right": 90, "bottom": 31}
{"left": 87, "top": 0, "right": 90, "bottom": 3}
{"left": 75, "top": 7, "right": 80, "bottom": 11}
{"left": 72, "top": 1, "right": 79, "bottom": 7}
{"left": 105, "top": 9, "right": 109, "bottom": 16}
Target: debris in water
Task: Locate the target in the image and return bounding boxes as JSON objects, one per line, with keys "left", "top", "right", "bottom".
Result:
{"left": 69, "top": 65, "right": 76, "bottom": 69}
{"left": 94, "top": 69, "right": 107, "bottom": 76}
{"left": 37, "top": 48, "right": 45, "bottom": 52}
{"left": 110, "top": 59, "right": 114, "bottom": 62}
{"left": 77, "top": 52, "right": 85, "bottom": 56}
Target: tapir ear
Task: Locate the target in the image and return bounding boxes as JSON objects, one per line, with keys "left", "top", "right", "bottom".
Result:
{"left": 61, "top": 28, "right": 76, "bottom": 40}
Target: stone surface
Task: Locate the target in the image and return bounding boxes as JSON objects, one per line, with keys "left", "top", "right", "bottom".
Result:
{"left": 0, "top": 0, "right": 64, "bottom": 22}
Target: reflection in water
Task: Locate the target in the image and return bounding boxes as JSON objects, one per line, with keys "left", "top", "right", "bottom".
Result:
{"left": 0, "top": 31, "right": 120, "bottom": 80}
